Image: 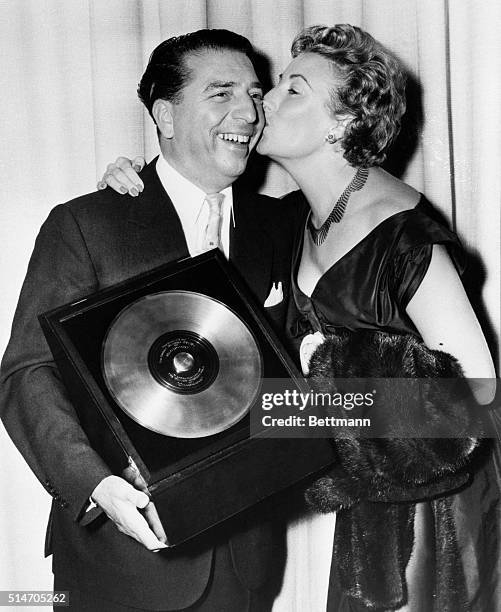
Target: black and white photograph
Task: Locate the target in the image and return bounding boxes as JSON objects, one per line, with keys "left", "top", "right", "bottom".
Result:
{"left": 1, "top": 1, "right": 500, "bottom": 610}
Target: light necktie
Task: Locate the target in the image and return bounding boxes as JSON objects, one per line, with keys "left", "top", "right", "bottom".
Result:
{"left": 202, "top": 193, "right": 224, "bottom": 252}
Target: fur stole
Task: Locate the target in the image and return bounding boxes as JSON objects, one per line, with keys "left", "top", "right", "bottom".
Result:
{"left": 304, "top": 329, "right": 482, "bottom": 611}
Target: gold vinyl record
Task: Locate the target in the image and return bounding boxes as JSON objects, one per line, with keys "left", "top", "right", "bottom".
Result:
{"left": 102, "top": 291, "right": 263, "bottom": 438}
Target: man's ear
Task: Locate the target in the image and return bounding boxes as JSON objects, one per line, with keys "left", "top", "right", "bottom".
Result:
{"left": 152, "top": 99, "right": 174, "bottom": 139}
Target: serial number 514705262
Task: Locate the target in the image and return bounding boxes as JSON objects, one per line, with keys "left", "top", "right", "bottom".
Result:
{"left": 1, "top": 591, "right": 69, "bottom": 606}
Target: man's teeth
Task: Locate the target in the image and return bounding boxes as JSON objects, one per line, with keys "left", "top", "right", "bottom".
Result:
{"left": 218, "top": 133, "right": 250, "bottom": 143}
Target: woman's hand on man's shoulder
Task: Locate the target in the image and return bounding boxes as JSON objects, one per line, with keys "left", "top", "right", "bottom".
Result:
{"left": 97, "top": 156, "right": 145, "bottom": 196}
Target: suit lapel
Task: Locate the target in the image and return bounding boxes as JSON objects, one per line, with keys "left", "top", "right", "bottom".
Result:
{"left": 126, "top": 159, "right": 190, "bottom": 267}
{"left": 230, "top": 189, "right": 272, "bottom": 305}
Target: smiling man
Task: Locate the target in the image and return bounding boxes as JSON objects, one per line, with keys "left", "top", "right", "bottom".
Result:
{"left": 145, "top": 42, "right": 264, "bottom": 192}
{"left": 0, "top": 30, "right": 293, "bottom": 611}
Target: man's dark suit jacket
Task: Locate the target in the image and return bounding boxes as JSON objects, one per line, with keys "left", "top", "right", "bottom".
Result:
{"left": 0, "top": 160, "right": 295, "bottom": 610}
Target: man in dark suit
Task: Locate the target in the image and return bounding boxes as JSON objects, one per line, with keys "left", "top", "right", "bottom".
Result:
{"left": 0, "top": 29, "right": 292, "bottom": 611}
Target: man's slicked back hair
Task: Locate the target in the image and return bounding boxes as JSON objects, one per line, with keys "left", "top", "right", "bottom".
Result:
{"left": 138, "top": 29, "right": 258, "bottom": 119}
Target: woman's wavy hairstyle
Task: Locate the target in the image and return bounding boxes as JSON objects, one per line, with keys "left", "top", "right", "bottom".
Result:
{"left": 291, "top": 24, "right": 407, "bottom": 167}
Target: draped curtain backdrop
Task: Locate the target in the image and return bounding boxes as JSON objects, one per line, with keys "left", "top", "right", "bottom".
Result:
{"left": 1, "top": 0, "right": 499, "bottom": 605}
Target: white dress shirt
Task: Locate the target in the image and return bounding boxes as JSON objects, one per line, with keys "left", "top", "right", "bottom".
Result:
{"left": 155, "top": 156, "right": 234, "bottom": 259}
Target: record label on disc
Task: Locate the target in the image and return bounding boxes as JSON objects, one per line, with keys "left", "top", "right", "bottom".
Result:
{"left": 102, "top": 291, "right": 262, "bottom": 438}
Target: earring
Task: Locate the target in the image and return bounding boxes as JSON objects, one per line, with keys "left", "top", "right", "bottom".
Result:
{"left": 325, "top": 132, "right": 338, "bottom": 144}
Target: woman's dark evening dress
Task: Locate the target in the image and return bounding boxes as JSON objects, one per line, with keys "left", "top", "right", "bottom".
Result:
{"left": 279, "top": 195, "right": 501, "bottom": 612}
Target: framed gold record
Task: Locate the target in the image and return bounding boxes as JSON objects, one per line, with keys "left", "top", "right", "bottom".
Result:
{"left": 40, "top": 250, "right": 336, "bottom": 546}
